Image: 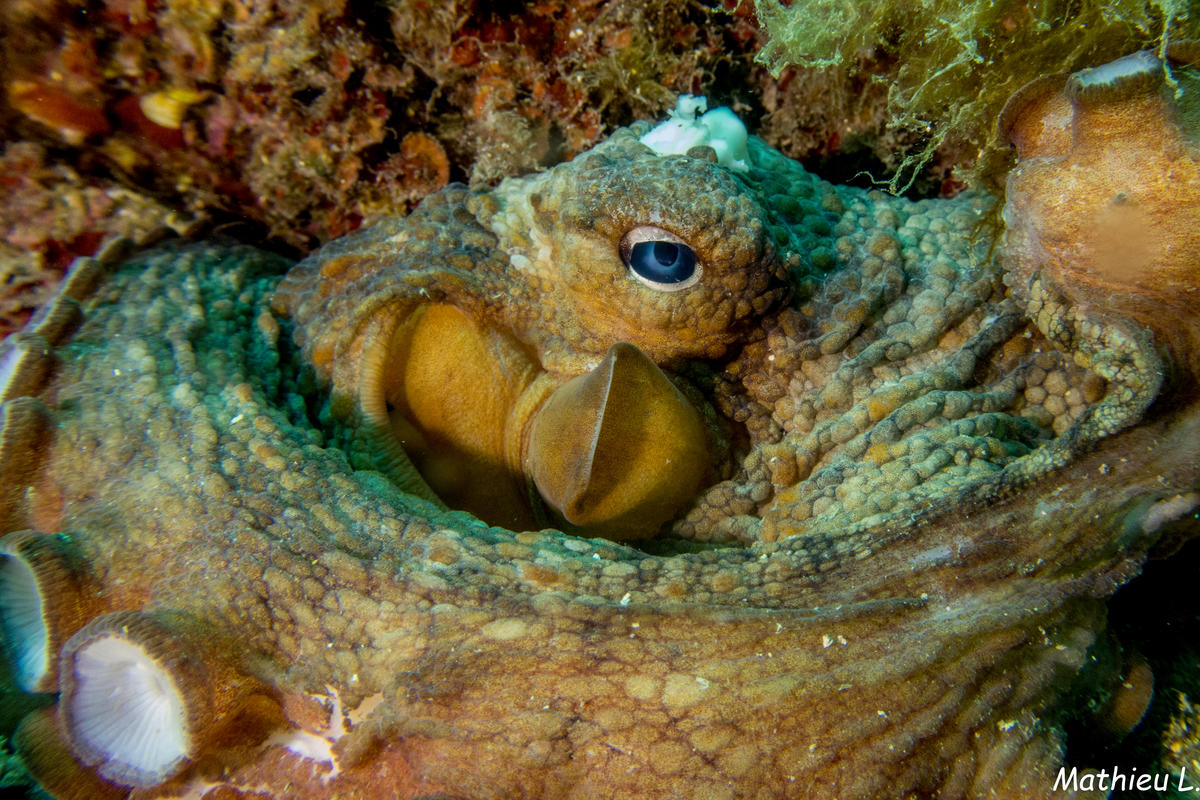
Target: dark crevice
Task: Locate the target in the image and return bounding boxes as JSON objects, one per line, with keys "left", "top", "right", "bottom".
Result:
{"left": 1063, "top": 532, "right": 1200, "bottom": 799}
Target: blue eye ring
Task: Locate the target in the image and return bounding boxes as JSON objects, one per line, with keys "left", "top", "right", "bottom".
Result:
{"left": 619, "top": 226, "right": 702, "bottom": 292}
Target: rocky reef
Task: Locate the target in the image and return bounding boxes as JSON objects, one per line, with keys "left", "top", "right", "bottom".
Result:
{"left": 6, "top": 0, "right": 1195, "bottom": 339}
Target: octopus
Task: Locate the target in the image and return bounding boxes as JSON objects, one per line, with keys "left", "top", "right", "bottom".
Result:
{"left": 270, "top": 97, "right": 788, "bottom": 541}
{"left": 0, "top": 50, "right": 1197, "bottom": 800}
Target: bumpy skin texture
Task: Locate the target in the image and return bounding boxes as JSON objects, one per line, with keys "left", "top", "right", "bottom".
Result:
{"left": 275, "top": 129, "right": 787, "bottom": 380}
{"left": 2, "top": 72, "right": 1199, "bottom": 799}
{"left": 272, "top": 129, "right": 791, "bottom": 534}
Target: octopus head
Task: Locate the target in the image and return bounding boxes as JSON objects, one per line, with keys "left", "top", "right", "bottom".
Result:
{"left": 524, "top": 128, "right": 790, "bottom": 367}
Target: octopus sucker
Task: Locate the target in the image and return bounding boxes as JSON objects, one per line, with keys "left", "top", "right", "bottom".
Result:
{"left": 59, "top": 609, "right": 266, "bottom": 788}
{"left": 0, "top": 56, "right": 1197, "bottom": 799}
{"left": 0, "top": 530, "right": 99, "bottom": 693}
{"left": 0, "top": 397, "right": 55, "bottom": 533}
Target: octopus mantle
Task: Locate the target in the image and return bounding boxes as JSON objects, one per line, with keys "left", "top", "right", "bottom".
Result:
{"left": 1, "top": 53, "right": 1200, "bottom": 800}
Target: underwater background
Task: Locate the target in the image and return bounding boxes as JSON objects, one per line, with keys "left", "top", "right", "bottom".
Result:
{"left": 1, "top": 1, "right": 1199, "bottom": 798}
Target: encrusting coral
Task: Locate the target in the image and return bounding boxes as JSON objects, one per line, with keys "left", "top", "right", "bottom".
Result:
{"left": 0, "top": 50, "right": 1196, "bottom": 799}
{"left": 0, "top": 0, "right": 779, "bottom": 338}
{"left": 0, "top": 0, "right": 763, "bottom": 251}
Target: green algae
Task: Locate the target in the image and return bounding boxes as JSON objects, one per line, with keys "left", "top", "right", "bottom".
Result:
{"left": 751, "top": 0, "right": 1197, "bottom": 192}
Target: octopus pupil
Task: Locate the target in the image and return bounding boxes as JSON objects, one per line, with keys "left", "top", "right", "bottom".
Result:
{"left": 629, "top": 240, "right": 696, "bottom": 285}
{"left": 652, "top": 242, "right": 679, "bottom": 265}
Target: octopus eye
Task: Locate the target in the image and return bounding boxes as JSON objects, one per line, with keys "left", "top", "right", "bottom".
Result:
{"left": 619, "top": 226, "right": 701, "bottom": 292}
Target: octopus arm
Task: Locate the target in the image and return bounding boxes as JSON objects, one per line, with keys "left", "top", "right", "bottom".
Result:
{"left": 272, "top": 186, "right": 513, "bottom": 502}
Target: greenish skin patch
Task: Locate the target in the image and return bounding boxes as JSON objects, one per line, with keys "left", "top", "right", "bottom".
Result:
{"left": 1, "top": 118, "right": 1196, "bottom": 799}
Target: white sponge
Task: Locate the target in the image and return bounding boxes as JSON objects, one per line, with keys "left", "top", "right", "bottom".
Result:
{"left": 639, "top": 95, "right": 750, "bottom": 173}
